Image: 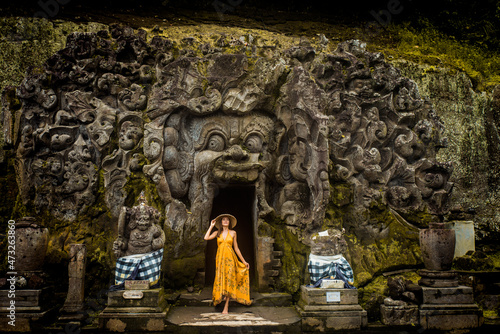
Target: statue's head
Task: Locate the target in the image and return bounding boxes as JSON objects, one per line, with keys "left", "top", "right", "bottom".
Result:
{"left": 119, "top": 120, "right": 143, "bottom": 150}
{"left": 185, "top": 112, "right": 276, "bottom": 184}
{"left": 128, "top": 204, "right": 160, "bottom": 231}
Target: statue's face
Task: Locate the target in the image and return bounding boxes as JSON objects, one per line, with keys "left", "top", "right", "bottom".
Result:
{"left": 119, "top": 121, "right": 143, "bottom": 150}
{"left": 187, "top": 113, "right": 275, "bottom": 184}
{"left": 135, "top": 211, "right": 152, "bottom": 231}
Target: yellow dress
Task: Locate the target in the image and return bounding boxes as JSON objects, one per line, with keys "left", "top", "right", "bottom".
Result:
{"left": 212, "top": 232, "right": 251, "bottom": 306}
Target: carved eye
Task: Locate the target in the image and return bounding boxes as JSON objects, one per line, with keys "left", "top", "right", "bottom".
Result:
{"left": 206, "top": 134, "right": 225, "bottom": 151}
{"left": 245, "top": 134, "right": 263, "bottom": 153}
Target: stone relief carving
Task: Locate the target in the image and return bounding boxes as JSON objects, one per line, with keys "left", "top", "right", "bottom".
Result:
{"left": 12, "top": 26, "right": 452, "bottom": 247}
{"left": 113, "top": 193, "right": 165, "bottom": 258}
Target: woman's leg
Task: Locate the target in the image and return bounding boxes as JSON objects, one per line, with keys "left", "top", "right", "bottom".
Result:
{"left": 222, "top": 295, "right": 230, "bottom": 314}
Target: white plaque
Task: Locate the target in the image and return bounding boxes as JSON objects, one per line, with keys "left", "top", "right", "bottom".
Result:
{"left": 123, "top": 290, "right": 144, "bottom": 299}
{"left": 326, "top": 291, "right": 341, "bottom": 303}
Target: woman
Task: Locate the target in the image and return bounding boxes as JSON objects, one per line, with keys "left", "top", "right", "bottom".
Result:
{"left": 204, "top": 214, "right": 251, "bottom": 313}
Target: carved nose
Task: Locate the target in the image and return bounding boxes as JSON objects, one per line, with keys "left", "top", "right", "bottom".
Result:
{"left": 226, "top": 145, "right": 248, "bottom": 162}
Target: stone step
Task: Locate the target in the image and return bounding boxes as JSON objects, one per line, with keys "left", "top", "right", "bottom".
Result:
{"left": 176, "top": 288, "right": 292, "bottom": 307}
{"left": 166, "top": 305, "right": 301, "bottom": 333}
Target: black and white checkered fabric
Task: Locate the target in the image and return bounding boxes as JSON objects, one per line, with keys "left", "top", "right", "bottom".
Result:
{"left": 114, "top": 249, "right": 163, "bottom": 285}
{"left": 308, "top": 254, "right": 354, "bottom": 285}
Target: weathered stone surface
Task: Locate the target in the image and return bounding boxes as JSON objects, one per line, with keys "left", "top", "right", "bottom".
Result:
{"left": 419, "top": 304, "right": 483, "bottom": 330}
{"left": 106, "top": 288, "right": 166, "bottom": 309}
{"left": 421, "top": 286, "right": 474, "bottom": 305}
{"left": 300, "top": 286, "right": 359, "bottom": 305}
{"left": 6, "top": 23, "right": 456, "bottom": 291}
{"left": 100, "top": 288, "right": 168, "bottom": 331}
{"left": 113, "top": 193, "right": 165, "bottom": 259}
{"left": 380, "top": 304, "right": 419, "bottom": 326}
{"left": 60, "top": 244, "right": 87, "bottom": 317}
{"left": 297, "top": 285, "right": 367, "bottom": 331}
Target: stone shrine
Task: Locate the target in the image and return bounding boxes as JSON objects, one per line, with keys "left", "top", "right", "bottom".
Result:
{"left": 297, "top": 229, "right": 367, "bottom": 331}
{"left": 418, "top": 222, "right": 483, "bottom": 330}
{"left": 99, "top": 195, "right": 168, "bottom": 332}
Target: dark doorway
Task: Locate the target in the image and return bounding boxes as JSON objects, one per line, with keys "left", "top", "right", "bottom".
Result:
{"left": 205, "top": 186, "right": 256, "bottom": 287}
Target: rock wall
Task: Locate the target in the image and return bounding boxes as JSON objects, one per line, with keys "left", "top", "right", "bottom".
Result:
{"left": 0, "top": 17, "right": 498, "bottom": 298}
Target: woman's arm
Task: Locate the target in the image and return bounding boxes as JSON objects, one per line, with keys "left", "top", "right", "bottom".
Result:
{"left": 232, "top": 231, "right": 249, "bottom": 269}
{"left": 204, "top": 219, "right": 218, "bottom": 240}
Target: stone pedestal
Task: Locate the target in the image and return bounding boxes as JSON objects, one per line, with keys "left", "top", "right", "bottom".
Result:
{"left": 419, "top": 286, "right": 483, "bottom": 330}
{"left": 99, "top": 288, "right": 168, "bottom": 332}
{"left": 0, "top": 288, "right": 52, "bottom": 332}
{"left": 418, "top": 269, "right": 459, "bottom": 287}
{"left": 380, "top": 304, "right": 419, "bottom": 326}
{"left": 296, "top": 286, "right": 367, "bottom": 331}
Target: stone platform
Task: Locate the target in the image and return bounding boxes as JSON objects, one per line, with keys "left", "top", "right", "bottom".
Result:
{"left": 297, "top": 286, "right": 367, "bottom": 331}
{"left": 0, "top": 288, "right": 53, "bottom": 332}
{"left": 166, "top": 305, "right": 301, "bottom": 333}
{"left": 98, "top": 288, "right": 168, "bottom": 332}
{"left": 419, "top": 286, "right": 483, "bottom": 330}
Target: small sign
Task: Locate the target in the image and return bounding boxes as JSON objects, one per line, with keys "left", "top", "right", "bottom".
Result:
{"left": 123, "top": 290, "right": 144, "bottom": 299}
{"left": 125, "top": 280, "right": 150, "bottom": 290}
{"left": 326, "top": 291, "right": 341, "bottom": 303}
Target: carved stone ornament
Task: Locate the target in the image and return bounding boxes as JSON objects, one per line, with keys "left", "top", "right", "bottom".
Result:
{"left": 113, "top": 192, "right": 165, "bottom": 258}
{"left": 11, "top": 26, "right": 453, "bottom": 285}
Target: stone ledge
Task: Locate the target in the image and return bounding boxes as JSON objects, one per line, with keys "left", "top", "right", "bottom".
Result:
{"left": 421, "top": 285, "right": 474, "bottom": 304}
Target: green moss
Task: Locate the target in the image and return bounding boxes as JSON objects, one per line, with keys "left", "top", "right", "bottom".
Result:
{"left": 165, "top": 252, "right": 205, "bottom": 288}
{"left": 372, "top": 24, "right": 500, "bottom": 91}
{"left": 273, "top": 226, "right": 309, "bottom": 297}
{"left": 343, "top": 207, "right": 421, "bottom": 286}
{"left": 358, "top": 271, "right": 421, "bottom": 320}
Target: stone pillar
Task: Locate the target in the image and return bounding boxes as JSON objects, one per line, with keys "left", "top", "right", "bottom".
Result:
{"left": 59, "top": 244, "right": 87, "bottom": 321}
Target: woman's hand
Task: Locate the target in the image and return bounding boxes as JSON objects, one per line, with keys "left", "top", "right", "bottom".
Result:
{"left": 210, "top": 219, "right": 216, "bottom": 227}
{"left": 243, "top": 261, "right": 250, "bottom": 269}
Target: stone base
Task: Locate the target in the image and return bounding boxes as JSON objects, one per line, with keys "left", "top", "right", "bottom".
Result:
{"left": 297, "top": 286, "right": 367, "bottom": 331}
{"left": 0, "top": 288, "right": 53, "bottom": 332}
{"left": 99, "top": 288, "right": 169, "bottom": 332}
{"left": 99, "top": 309, "right": 169, "bottom": 332}
{"left": 418, "top": 269, "right": 458, "bottom": 287}
{"left": 0, "top": 310, "right": 50, "bottom": 332}
{"left": 420, "top": 305, "right": 483, "bottom": 330}
{"left": 380, "top": 304, "right": 419, "bottom": 326}
{"left": 419, "top": 286, "right": 483, "bottom": 330}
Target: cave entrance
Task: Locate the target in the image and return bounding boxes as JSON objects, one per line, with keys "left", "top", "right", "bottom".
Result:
{"left": 205, "top": 185, "right": 256, "bottom": 288}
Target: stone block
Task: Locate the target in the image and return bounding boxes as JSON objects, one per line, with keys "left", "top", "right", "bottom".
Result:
{"left": 99, "top": 288, "right": 168, "bottom": 330}
{"left": 420, "top": 304, "right": 483, "bottom": 330}
{"left": 380, "top": 304, "right": 419, "bottom": 326}
{"left": 300, "top": 286, "right": 358, "bottom": 305}
{"left": 421, "top": 286, "right": 474, "bottom": 304}
{"left": 297, "top": 285, "right": 367, "bottom": 331}
{"left": 106, "top": 288, "right": 165, "bottom": 309}
{"left": 99, "top": 310, "right": 168, "bottom": 332}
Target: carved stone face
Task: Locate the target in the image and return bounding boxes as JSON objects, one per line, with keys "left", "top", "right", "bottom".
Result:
{"left": 187, "top": 113, "right": 274, "bottom": 184}
{"left": 88, "top": 112, "right": 115, "bottom": 148}
{"left": 134, "top": 210, "right": 153, "bottom": 231}
{"left": 119, "top": 121, "right": 143, "bottom": 150}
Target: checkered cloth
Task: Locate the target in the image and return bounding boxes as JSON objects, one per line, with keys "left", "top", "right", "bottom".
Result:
{"left": 308, "top": 253, "right": 354, "bottom": 286}
{"left": 114, "top": 249, "right": 163, "bottom": 285}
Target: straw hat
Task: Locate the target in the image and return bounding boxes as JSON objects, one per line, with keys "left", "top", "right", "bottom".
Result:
{"left": 214, "top": 214, "right": 237, "bottom": 229}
